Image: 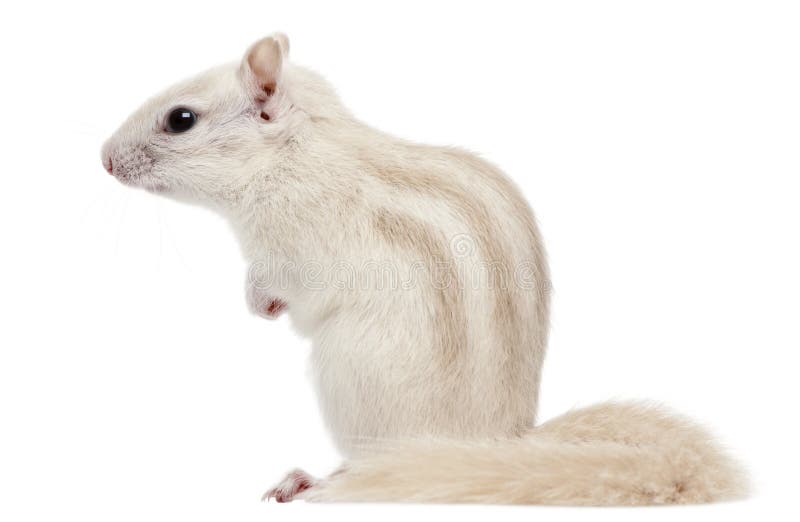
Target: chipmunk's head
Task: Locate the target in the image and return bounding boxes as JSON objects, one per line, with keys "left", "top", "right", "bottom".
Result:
{"left": 100, "top": 33, "right": 343, "bottom": 208}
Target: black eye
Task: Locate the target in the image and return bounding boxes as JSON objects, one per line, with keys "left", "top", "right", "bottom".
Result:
{"left": 166, "top": 108, "right": 197, "bottom": 133}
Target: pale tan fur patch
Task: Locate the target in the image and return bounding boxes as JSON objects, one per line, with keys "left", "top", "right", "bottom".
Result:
{"left": 363, "top": 150, "right": 546, "bottom": 430}
{"left": 372, "top": 209, "right": 467, "bottom": 368}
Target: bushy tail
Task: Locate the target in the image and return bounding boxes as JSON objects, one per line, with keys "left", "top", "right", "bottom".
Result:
{"left": 304, "top": 401, "right": 748, "bottom": 505}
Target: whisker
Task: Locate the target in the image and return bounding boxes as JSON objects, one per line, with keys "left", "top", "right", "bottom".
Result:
{"left": 113, "top": 193, "right": 131, "bottom": 256}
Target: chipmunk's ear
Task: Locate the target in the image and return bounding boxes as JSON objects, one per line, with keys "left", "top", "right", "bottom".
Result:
{"left": 241, "top": 33, "right": 290, "bottom": 97}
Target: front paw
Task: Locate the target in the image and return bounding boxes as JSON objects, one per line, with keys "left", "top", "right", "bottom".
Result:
{"left": 246, "top": 282, "right": 288, "bottom": 320}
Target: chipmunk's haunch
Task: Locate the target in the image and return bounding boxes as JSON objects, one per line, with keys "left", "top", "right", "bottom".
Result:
{"left": 101, "top": 33, "right": 747, "bottom": 505}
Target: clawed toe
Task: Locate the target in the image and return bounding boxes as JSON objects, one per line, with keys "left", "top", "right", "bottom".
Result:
{"left": 263, "top": 469, "right": 317, "bottom": 503}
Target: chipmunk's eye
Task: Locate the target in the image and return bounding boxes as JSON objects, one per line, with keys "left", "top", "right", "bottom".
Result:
{"left": 165, "top": 108, "right": 197, "bottom": 133}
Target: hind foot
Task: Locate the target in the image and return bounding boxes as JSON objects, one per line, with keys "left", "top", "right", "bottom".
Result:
{"left": 262, "top": 468, "right": 317, "bottom": 503}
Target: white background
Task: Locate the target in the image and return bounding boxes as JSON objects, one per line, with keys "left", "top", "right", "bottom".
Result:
{"left": 1, "top": 1, "right": 798, "bottom": 521}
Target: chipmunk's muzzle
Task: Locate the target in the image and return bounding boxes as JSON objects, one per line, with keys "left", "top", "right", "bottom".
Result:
{"left": 100, "top": 141, "right": 167, "bottom": 192}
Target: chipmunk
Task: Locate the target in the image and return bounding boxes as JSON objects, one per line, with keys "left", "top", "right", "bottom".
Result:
{"left": 101, "top": 33, "right": 746, "bottom": 505}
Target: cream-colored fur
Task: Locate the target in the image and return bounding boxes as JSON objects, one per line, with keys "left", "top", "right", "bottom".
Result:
{"left": 101, "top": 33, "right": 747, "bottom": 505}
{"left": 306, "top": 402, "right": 747, "bottom": 505}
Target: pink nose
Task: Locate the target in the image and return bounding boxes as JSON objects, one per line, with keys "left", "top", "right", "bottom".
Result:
{"left": 103, "top": 156, "right": 113, "bottom": 174}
